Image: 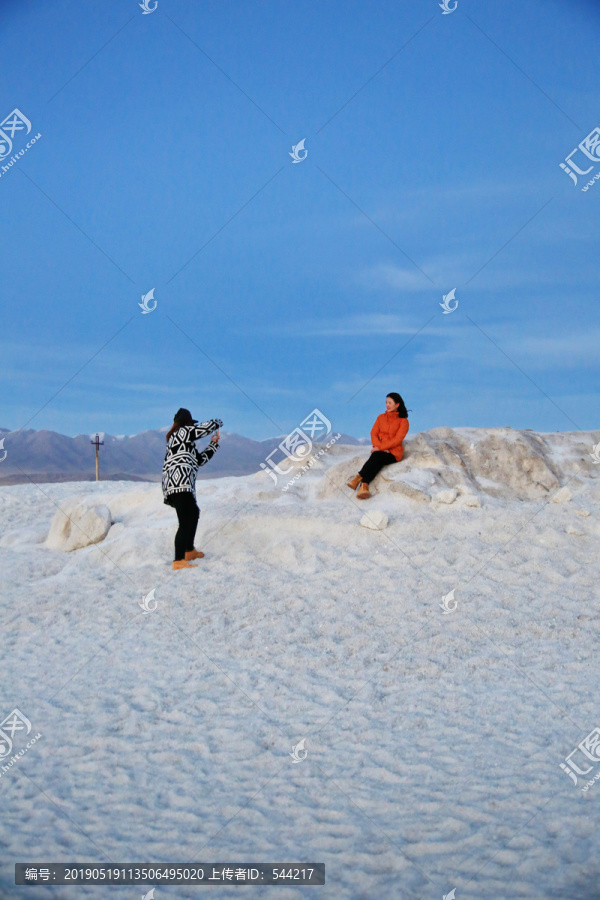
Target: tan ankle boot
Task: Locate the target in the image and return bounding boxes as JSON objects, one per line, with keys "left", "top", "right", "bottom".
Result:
{"left": 185, "top": 549, "right": 205, "bottom": 560}
{"left": 357, "top": 481, "right": 370, "bottom": 499}
{"left": 172, "top": 559, "right": 197, "bottom": 570}
{"left": 347, "top": 473, "right": 362, "bottom": 490}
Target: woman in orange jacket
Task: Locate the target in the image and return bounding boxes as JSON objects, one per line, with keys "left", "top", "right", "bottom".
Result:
{"left": 347, "top": 392, "right": 409, "bottom": 499}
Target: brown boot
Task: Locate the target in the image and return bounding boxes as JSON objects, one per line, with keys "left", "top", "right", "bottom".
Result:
{"left": 172, "top": 559, "right": 197, "bottom": 570}
{"left": 356, "top": 481, "right": 370, "bottom": 499}
{"left": 347, "top": 473, "right": 362, "bottom": 490}
{"left": 185, "top": 549, "right": 205, "bottom": 560}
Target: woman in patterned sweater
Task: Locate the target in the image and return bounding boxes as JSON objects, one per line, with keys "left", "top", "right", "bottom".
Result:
{"left": 162, "top": 408, "right": 223, "bottom": 570}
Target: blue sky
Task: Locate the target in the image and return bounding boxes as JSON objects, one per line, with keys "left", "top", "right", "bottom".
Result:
{"left": 1, "top": 0, "right": 598, "bottom": 440}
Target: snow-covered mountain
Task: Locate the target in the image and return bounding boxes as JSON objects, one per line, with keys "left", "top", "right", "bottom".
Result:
{"left": 0, "top": 426, "right": 366, "bottom": 485}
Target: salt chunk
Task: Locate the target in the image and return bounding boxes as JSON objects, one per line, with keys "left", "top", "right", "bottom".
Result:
{"left": 551, "top": 486, "right": 572, "bottom": 504}
{"left": 360, "top": 511, "right": 388, "bottom": 530}
{"left": 434, "top": 489, "right": 458, "bottom": 504}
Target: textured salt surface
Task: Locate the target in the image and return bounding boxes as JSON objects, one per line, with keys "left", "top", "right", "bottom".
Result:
{"left": 0, "top": 428, "right": 599, "bottom": 899}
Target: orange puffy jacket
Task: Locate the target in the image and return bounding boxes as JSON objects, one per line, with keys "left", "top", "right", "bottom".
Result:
{"left": 370, "top": 411, "right": 409, "bottom": 462}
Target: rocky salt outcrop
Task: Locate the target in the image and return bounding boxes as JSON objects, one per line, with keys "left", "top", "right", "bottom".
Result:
{"left": 319, "top": 426, "right": 600, "bottom": 504}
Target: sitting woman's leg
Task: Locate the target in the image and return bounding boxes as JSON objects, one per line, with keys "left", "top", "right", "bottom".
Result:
{"left": 358, "top": 450, "right": 397, "bottom": 484}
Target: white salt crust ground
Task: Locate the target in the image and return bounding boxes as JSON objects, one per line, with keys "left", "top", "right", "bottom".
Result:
{"left": 0, "top": 427, "right": 599, "bottom": 899}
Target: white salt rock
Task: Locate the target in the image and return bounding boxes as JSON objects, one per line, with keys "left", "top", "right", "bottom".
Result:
{"left": 434, "top": 489, "right": 458, "bottom": 504}
{"left": 576, "top": 509, "right": 591, "bottom": 517}
{"left": 551, "top": 486, "right": 572, "bottom": 504}
{"left": 459, "top": 493, "right": 481, "bottom": 507}
{"left": 360, "top": 511, "right": 388, "bottom": 530}
{"left": 46, "top": 498, "right": 112, "bottom": 552}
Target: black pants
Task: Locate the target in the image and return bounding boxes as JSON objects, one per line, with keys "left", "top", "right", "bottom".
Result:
{"left": 358, "top": 450, "right": 397, "bottom": 484}
{"left": 166, "top": 491, "right": 200, "bottom": 561}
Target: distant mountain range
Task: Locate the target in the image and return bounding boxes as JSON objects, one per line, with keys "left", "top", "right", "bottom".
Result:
{"left": 0, "top": 427, "right": 367, "bottom": 486}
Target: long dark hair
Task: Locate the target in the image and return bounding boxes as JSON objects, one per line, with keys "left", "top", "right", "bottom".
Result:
{"left": 387, "top": 392, "right": 409, "bottom": 418}
{"left": 166, "top": 422, "right": 182, "bottom": 444}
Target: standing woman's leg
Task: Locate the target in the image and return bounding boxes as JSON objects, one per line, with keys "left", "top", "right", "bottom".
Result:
{"left": 182, "top": 492, "right": 200, "bottom": 553}
{"left": 170, "top": 493, "right": 198, "bottom": 561}
{"left": 173, "top": 496, "right": 188, "bottom": 562}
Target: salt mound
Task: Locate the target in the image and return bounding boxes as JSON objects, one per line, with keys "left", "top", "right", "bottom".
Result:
{"left": 320, "top": 426, "right": 600, "bottom": 503}
{"left": 46, "top": 497, "right": 112, "bottom": 552}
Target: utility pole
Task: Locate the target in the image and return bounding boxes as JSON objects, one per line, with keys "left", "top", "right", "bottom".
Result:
{"left": 90, "top": 433, "right": 104, "bottom": 481}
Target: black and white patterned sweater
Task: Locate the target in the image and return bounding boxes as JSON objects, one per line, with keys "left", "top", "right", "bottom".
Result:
{"left": 162, "top": 419, "right": 223, "bottom": 503}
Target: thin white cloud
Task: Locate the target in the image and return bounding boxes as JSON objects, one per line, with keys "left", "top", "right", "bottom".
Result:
{"left": 343, "top": 178, "right": 546, "bottom": 232}
{"left": 355, "top": 263, "right": 433, "bottom": 292}
{"left": 269, "top": 313, "right": 458, "bottom": 338}
{"left": 355, "top": 257, "right": 572, "bottom": 294}
{"left": 319, "top": 319, "right": 600, "bottom": 375}
{"left": 409, "top": 325, "right": 600, "bottom": 370}
{"left": 509, "top": 330, "right": 600, "bottom": 366}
